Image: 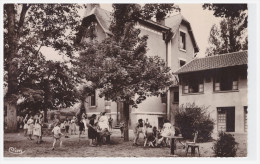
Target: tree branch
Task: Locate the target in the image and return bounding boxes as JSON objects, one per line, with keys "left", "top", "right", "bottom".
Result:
{"left": 17, "top": 4, "right": 31, "bottom": 38}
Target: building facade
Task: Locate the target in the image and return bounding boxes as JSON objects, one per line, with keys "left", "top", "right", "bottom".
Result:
{"left": 78, "top": 5, "right": 199, "bottom": 129}
{"left": 175, "top": 51, "right": 248, "bottom": 137}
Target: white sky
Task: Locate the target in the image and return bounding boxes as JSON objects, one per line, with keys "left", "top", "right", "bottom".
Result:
{"left": 43, "top": 4, "right": 222, "bottom": 61}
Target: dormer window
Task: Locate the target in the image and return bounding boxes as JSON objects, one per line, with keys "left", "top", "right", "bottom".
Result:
{"left": 180, "top": 31, "right": 186, "bottom": 51}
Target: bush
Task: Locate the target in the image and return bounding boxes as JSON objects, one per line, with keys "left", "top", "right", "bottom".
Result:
{"left": 213, "top": 131, "right": 238, "bottom": 157}
{"left": 175, "top": 103, "right": 214, "bottom": 142}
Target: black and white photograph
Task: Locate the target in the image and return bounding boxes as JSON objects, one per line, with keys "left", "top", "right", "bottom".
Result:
{"left": 1, "top": 0, "right": 259, "bottom": 161}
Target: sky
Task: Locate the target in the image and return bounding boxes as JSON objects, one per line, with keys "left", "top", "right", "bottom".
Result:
{"left": 43, "top": 4, "right": 222, "bottom": 61}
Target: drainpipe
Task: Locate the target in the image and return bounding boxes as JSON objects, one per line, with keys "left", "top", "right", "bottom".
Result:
{"left": 166, "top": 39, "right": 172, "bottom": 120}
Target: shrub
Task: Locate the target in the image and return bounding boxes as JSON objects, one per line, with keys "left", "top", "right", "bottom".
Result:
{"left": 213, "top": 131, "right": 238, "bottom": 157}
{"left": 175, "top": 103, "right": 214, "bottom": 142}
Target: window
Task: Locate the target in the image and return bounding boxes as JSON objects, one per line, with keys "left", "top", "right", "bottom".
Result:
{"left": 214, "top": 70, "right": 238, "bottom": 91}
{"left": 180, "top": 31, "right": 186, "bottom": 50}
{"left": 173, "top": 92, "right": 179, "bottom": 103}
{"left": 90, "top": 91, "right": 96, "bottom": 107}
{"left": 180, "top": 60, "right": 186, "bottom": 67}
{"left": 183, "top": 78, "right": 204, "bottom": 94}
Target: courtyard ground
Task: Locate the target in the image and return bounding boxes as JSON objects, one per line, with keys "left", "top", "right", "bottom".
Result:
{"left": 4, "top": 129, "right": 247, "bottom": 157}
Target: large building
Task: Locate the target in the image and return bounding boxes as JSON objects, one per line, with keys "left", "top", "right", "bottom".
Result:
{"left": 175, "top": 51, "right": 248, "bottom": 137}
{"left": 78, "top": 5, "right": 199, "bottom": 129}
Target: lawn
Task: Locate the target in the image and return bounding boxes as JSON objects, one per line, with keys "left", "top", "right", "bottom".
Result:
{"left": 4, "top": 129, "right": 247, "bottom": 157}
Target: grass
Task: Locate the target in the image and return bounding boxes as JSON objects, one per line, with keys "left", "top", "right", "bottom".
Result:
{"left": 4, "top": 129, "right": 247, "bottom": 157}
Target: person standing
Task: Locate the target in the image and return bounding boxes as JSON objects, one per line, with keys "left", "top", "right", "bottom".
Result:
{"left": 23, "top": 114, "right": 29, "bottom": 137}
{"left": 108, "top": 116, "right": 113, "bottom": 131}
{"left": 38, "top": 114, "right": 44, "bottom": 143}
{"left": 27, "top": 116, "right": 34, "bottom": 140}
{"left": 119, "top": 121, "right": 125, "bottom": 138}
{"left": 64, "top": 117, "right": 70, "bottom": 138}
{"left": 133, "top": 119, "right": 145, "bottom": 146}
{"left": 51, "top": 122, "right": 63, "bottom": 150}
{"left": 87, "top": 114, "right": 97, "bottom": 146}
{"left": 33, "top": 119, "right": 42, "bottom": 144}
{"left": 78, "top": 119, "right": 85, "bottom": 141}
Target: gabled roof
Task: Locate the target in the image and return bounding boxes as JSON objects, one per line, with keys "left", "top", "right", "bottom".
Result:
{"left": 175, "top": 51, "right": 248, "bottom": 74}
{"left": 165, "top": 14, "right": 199, "bottom": 52}
{"left": 81, "top": 7, "right": 199, "bottom": 52}
{"left": 83, "top": 7, "right": 112, "bottom": 35}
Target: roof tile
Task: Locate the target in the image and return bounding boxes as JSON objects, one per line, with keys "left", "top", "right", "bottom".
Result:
{"left": 175, "top": 51, "right": 248, "bottom": 74}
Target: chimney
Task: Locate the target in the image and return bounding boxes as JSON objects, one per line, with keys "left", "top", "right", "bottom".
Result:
{"left": 83, "top": 4, "right": 100, "bottom": 17}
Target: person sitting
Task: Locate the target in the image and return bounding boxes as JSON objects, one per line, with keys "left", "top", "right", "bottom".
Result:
{"left": 157, "top": 119, "right": 175, "bottom": 147}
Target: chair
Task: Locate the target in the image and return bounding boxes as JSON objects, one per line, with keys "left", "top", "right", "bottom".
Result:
{"left": 185, "top": 131, "right": 200, "bottom": 157}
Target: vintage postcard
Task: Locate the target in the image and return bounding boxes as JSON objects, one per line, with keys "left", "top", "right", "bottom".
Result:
{"left": 1, "top": 0, "right": 259, "bottom": 161}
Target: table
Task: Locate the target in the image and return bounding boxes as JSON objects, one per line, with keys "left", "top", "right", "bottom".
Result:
{"left": 168, "top": 136, "right": 183, "bottom": 155}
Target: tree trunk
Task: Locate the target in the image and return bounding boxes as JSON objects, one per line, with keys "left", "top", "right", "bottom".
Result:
{"left": 6, "top": 4, "right": 19, "bottom": 132}
{"left": 6, "top": 103, "right": 17, "bottom": 132}
{"left": 123, "top": 101, "right": 130, "bottom": 141}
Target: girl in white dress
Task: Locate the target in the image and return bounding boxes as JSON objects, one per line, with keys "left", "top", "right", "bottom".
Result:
{"left": 23, "top": 114, "right": 28, "bottom": 137}
{"left": 27, "top": 116, "right": 34, "bottom": 140}
{"left": 98, "top": 112, "right": 109, "bottom": 131}
{"left": 158, "top": 119, "right": 175, "bottom": 146}
{"left": 33, "top": 119, "right": 42, "bottom": 144}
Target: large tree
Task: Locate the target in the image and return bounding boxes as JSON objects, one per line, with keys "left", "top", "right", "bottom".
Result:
{"left": 4, "top": 4, "right": 83, "bottom": 131}
{"left": 16, "top": 53, "right": 78, "bottom": 122}
{"left": 203, "top": 4, "right": 248, "bottom": 56}
{"left": 74, "top": 4, "right": 177, "bottom": 141}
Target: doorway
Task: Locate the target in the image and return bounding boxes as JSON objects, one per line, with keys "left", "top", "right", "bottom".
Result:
{"left": 217, "top": 107, "right": 235, "bottom": 132}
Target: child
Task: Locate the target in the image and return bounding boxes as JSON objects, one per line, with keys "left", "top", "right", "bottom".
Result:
{"left": 51, "top": 122, "right": 63, "bottom": 150}
{"left": 144, "top": 125, "right": 155, "bottom": 147}
{"left": 78, "top": 119, "right": 85, "bottom": 140}
{"left": 70, "top": 117, "right": 77, "bottom": 135}
{"left": 119, "top": 121, "right": 125, "bottom": 138}
{"left": 33, "top": 119, "right": 42, "bottom": 144}
{"left": 27, "top": 116, "right": 34, "bottom": 140}
{"left": 64, "top": 118, "right": 70, "bottom": 138}
{"left": 23, "top": 114, "right": 28, "bottom": 137}
{"left": 87, "top": 114, "right": 97, "bottom": 146}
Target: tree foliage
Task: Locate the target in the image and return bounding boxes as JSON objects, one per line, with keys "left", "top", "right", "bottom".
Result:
{"left": 4, "top": 4, "right": 83, "bottom": 129}
{"left": 74, "top": 4, "right": 177, "bottom": 140}
{"left": 75, "top": 4, "right": 175, "bottom": 107}
{"left": 175, "top": 103, "right": 214, "bottom": 142}
{"left": 141, "top": 4, "right": 180, "bottom": 21}
{"left": 16, "top": 53, "right": 78, "bottom": 117}
{"left": 213, "top": 131, "right": 238, "bottom": 157}
{"left": 206, "top": 17, "right": 248, "bottom": 56}
{"left": 203, "top": 4, "right": 247, "bottom": 18}
{"left": 203, "top": 4, "right": 248, "bottom": 56}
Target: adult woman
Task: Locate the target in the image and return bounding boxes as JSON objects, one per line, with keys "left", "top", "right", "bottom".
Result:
{"left": 98, "top": 112, "right": 109, "bottom": 131}
{"left": 87, "top": 114, "right": 97, "bottom": 146}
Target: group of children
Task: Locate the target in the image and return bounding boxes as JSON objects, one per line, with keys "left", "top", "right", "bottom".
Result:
{"left": 133, "top": 118, "right": 184, "bottom": 148}
{"left": 23, "top": 113, "right": 43, "bottom": 144}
